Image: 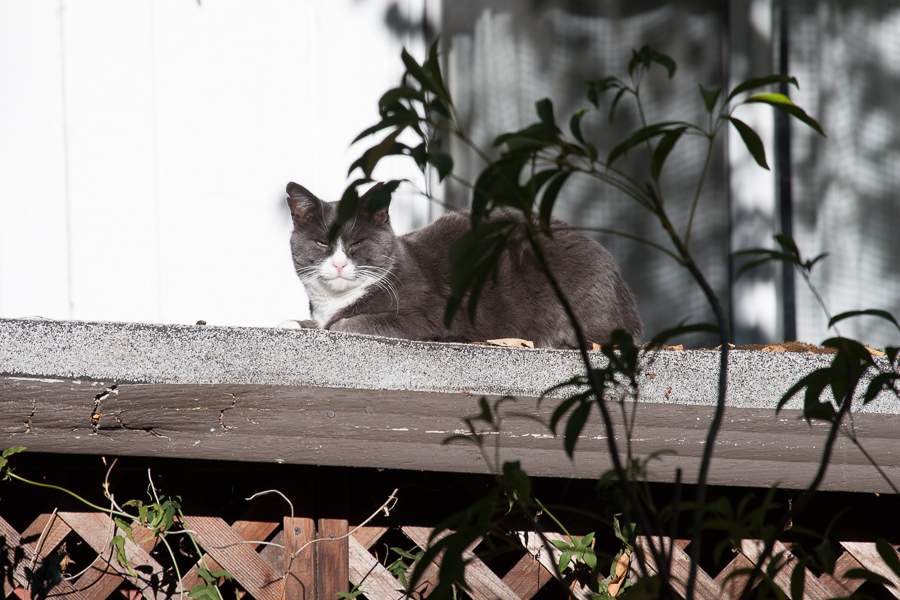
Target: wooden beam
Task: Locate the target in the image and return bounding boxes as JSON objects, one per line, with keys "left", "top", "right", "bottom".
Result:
{"left": 3, "top": 376, "right": 900, "bottom": 492}
{"left": 283, "top": 470, "right": 316, "bottom": 600}
{"left": 316, "top": 472, "right": 349, "bottom": 600}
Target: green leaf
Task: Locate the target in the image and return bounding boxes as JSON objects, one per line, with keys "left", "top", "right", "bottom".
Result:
{"left": 864, "top": 373, "right": 900, "bottom": 404}
{"left": 650, "top": 127, "right": 687, "bottom": 180}
{"left": 424, "top": 38, "right": 451, "bottom": 99}
{"left": 876, "top": 539, "right": 900, "bottom": 579}
{"left": 536, "top": 98, "right": 558, "bottom": 136}
{"left": 428, "top": 151, "right": 454, "bottom": 181}
{"left": 613, "top": 514, "right": 636, "bottom": 547}
{"left": 586, "top": 77, "right": 621, "bottom": 108}
{"left": 352, "top": 111, "right": 417, "bottom": 144}
{"left": 391, "top": 547, "right": 418, "bottom": 560}
{"left": 774, "top": 233, "right": 800, "bottom": 257}
{"left": 608, "top": 87, "right": 628, "bottom": 123}
{"left": 0, "top": 446, "right": 25, "bottom": 478}
{"left": 445, "top": 219, "right": 513, "bottom": 325}
{"left": 110, "top": 535, "right": 137, "bottom": 577}
{"left": 548, "top": 394, "right": 588, "bottom": 435}
{"left": 494, "top": 135, "right": 552, "bottom": 153}
{"left": 501, "top": 460, "right": 532, "bottom": 506}
{"left": 743, "top": 93, "right": 826, "bottom": 137}
{"left": 495, "top": 122, "right": 557, "bottom": 150}
{"left": 558, "top": 549, "right": 574, "bottom": 573}
{"left": 732, "top": 249, "right": 795, "bottom": 279}
{"left": 607, "top": 122, "right": 683, "bottom": 167}
{"left": 699, "top": 84, "right": 722, "bottom": 113}
{"left": 1, "top": 446, "right": 26, "bottom": 458}
{"left": 830, "top": 309, "right": 900, "bottom": 334}
{"left": 378, "top": 86, "right": 424, "bottom": 111}
{"left": 569, "top": 108, "right": 589, "bottom": 145}
{"left": 471, "top": 155, "right": 530, "bottom": 215}
{"left": 349, "top": 128, "right": 406, "bottom": 179}
{"left": 844, "top": 568, "right": 895, "bottom": 587}
{"left": 538, "top": 171, "right": 572, "bottom": 230}
{"left": 189, "top": 583, "right": 216, "bottom": 599}
{"left": 430, "top": 97, "right": 451, "bottom": 119}
{"left": 563, "top": 401, "right": 591, "bottom": 458}
{"left": 777, "top": 369, "right": 832, "bottom": 414}
{"left": 629, "top": 46, "right": 677, "bottom": 79}
{"left": 727, "top": 74, "right": 799, "bottom": 102}
{"left": 401, "top": 46, "right": 449, "bottom": 103}
{"left": 550, "top": 538, "right": 571, "bottom": 551}
{"left": 790, "top": 562, "right": 806, "bottom": 600}
{"left": 727, "top": 116, "right": 769, "bottom": 170}
{"left": 409, "top": 142, "right": 427, "bottom": 169}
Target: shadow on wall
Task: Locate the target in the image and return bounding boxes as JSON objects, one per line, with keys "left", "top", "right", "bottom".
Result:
{"left": 790, "top": 0, "right": 900, "bottom": 349}
{"left": 368, "top": 0, "right": 900, "bottom": 349}
{"left": 441, "top": 0, "right": 730, "bottom": 348}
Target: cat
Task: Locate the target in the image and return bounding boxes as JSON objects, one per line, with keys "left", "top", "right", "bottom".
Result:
{"left": 284, "top": 182, "right": 642, "bottom": 347}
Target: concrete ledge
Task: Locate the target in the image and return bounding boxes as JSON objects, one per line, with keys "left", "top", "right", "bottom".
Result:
{"left": 0, "top": 318, "right": 896, "bottom": 412}
{"left": 1, "top": 318, "right": 898, "bottom": 493}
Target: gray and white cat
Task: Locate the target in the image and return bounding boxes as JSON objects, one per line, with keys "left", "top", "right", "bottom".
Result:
{"left": 284, "top": 182, "right": 642, "bottom": 347}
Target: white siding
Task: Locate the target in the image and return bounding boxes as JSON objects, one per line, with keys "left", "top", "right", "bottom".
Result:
{"left": 0, "top": 0, "right": 437, "bottom": 327}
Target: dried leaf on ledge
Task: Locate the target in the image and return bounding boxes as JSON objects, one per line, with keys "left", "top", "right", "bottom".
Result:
{"left": 486, "top": 338, "right": 535, "bottom": 349}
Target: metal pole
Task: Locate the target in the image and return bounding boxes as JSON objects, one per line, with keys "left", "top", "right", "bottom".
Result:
{"left": 776, "top": 0, "right": 797, "bottom": 341}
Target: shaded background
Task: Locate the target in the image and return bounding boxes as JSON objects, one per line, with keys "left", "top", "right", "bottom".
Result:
{"left": 1, "top": 0, "right": 898, "bottom": 349}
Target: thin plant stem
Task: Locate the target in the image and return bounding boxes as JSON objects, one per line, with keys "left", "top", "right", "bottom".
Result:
{"left": 522, "top": 224, "right": 675, "bottom": 598}
{"left": 683, "top": 135, "right": 716, "bottom": 250}
{"left": 8, "top": 473, "right": 132, "bottom": 519}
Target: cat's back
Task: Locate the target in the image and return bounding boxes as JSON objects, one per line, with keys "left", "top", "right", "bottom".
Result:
{"left": 400, "top": 211, "right": 471, "bottom": 247}
{"left": 389, "top": 209, "right": 642, "bottom": 346}
{"left": 396, "top": 211, "right": 471, "bottom": 272}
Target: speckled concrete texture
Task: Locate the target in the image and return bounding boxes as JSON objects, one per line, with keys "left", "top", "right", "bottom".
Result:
{"left": 1, "top": 318, "right": 897, "bottom": 413}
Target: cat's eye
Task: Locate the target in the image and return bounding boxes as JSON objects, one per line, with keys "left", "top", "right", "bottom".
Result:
{"left": 315, "top": 241, "right": 327, "bottom": 248}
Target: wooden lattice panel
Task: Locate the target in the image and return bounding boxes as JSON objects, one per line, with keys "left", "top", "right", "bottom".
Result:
{"left": 5, "top": 503, "right": 900, "bottom": 600}
{"left": 2, "top": 452, "right": 899, "bottom": 600}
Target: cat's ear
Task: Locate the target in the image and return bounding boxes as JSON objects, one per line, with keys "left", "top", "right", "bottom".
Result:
{"left": 359, "top": 182, "right": 391, "bottom": 226}
{"left": 286, "top": 182, "right": 321, "bottom": 224}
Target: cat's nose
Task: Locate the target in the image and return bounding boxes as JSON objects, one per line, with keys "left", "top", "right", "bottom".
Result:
{"left": 332, "top": 254, "right": 348, "bottom": 274}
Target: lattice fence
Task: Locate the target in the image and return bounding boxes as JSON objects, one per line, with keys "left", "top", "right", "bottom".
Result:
{"left": 5, "top": 506, "right": 900, "bottom": 600}
{"left": 2, "top": 452, "right": 899, "bottom": 600}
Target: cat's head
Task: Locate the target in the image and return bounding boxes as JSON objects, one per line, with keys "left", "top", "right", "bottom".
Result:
{"left": 286, "top": 182, "right": 397, "bottom": 298}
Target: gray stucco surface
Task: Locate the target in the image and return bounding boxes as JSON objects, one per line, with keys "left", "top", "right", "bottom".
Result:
{"left": 1, "top": 318, "right": 897, "bottom": 414}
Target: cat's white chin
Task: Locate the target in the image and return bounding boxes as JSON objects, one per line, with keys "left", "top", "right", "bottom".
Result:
{"left": 325, "top": 277, "right": 358, "bottom": 292}
{"left": 306, "top": 275, "right": 379, "bottom": 328}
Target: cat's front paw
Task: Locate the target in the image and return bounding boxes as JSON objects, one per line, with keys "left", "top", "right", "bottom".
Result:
{"left": 278, "top": 319, "right": 318, "bottom": 329}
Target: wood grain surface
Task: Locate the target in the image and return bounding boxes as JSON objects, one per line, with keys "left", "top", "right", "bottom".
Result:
{"left": 2, "top": 376, "right": 899, "bottom": 492}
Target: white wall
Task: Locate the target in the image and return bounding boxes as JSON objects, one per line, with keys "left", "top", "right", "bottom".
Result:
{"left": 0, "top": 0, "right": 436, "bottom": 327}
